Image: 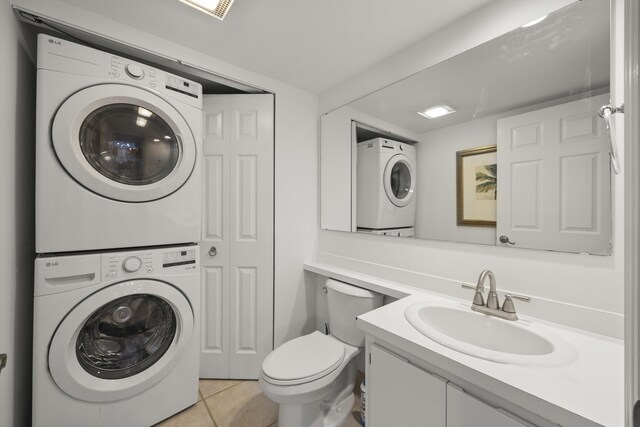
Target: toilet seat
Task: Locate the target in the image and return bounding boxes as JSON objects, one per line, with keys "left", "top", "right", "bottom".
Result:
{"left": 262, "top": 331, "right": 345, "bottom": 386}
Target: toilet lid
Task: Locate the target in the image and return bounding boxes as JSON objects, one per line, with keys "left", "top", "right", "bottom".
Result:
{"left": 262, "top": 331, "right": 345, "bottom": 384}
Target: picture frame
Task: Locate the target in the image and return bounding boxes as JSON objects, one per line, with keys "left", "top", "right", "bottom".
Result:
{"left": 456, "top": 145, "right": 497, "bottom": 226}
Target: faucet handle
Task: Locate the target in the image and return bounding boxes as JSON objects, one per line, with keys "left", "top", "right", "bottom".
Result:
{"left": 472, "top": 290, "right": 485, "bottom": 307}
{"left": 502, "top": 293, "right": 530, "bottom": 315}
{"left": 502, "top": 295, "right": 516, "bottom": 314}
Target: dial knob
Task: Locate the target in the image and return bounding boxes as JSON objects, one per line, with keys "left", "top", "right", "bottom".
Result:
{"left": 125, "top": 63, "right": 144, "bottom": 79}
{"left": 122, "top": 256, "right": 142, "bottom": 273}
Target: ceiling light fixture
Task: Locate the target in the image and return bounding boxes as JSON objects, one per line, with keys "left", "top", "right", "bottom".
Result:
{"left": 418, "top": 105, "right": 456, "bottom": 119}
{"left": 178, "top": 0, "right": 235, "bottom": 20}
{"left": 136, "top": 117, "right": 148, "bottom": 127}
{"left": 521, "top": 15, "right": 548, "bottom": 28}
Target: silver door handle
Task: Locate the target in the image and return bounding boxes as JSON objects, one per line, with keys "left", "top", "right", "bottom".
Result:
{"left": 499, "top": 235, "right": 516, "bottom": 245}
{"left": 208, "top": 246, "right": 217, "bottom": 257}
{"left": 0, "top": 354, "right": 6, "bottom": 375}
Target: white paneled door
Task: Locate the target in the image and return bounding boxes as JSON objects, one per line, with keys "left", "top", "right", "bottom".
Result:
{"left": 200, "top": 94, "right": 274, "bottom": 379}
{"left": 497, "top": 93, "right": 611, "bottom": 255}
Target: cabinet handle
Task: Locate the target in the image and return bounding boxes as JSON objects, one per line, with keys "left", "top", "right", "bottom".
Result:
{"left": 0, "top": 354, "right": 6, "bottom": 375}
{"left": 208, "top": 246, "right": 217, "bottom": 257}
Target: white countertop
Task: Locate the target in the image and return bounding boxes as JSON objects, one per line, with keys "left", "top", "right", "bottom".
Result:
{"left": 357, "top": 293, "right": 624, "bottom": 427}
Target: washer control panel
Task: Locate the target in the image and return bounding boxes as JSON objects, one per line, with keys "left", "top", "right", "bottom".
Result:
{"left": 163, "top": 249, "right": 197, "bottom": 268}
{"left": 105, "top": 252, "right": 154, "bottom": 279}
{"left": 101, "top": 246, "right": 199, "bottom": 280}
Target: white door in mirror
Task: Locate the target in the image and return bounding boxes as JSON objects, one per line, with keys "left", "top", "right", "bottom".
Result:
{"left": 496, "top": 93, "right": 611, "bottom": 255}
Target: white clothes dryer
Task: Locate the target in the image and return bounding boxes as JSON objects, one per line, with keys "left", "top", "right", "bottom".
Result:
{"left": 35, "top": 34, "right": 203, "bottom": 253}
{"left": 357, "top": 138, "right": 417, "bottom": 230}
{"left": 32, "top": 245, "right": 200, "bottom": 427}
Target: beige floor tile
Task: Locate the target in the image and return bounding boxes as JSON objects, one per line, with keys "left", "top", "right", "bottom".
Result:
{"left": 199, "top": 379, "right": 243, "bottom": 399}
{"left": 154, "top": 401, "right": 216, "bottom": 427}
{"left": 205, "top": 380, "right": 278, "bottom": 427}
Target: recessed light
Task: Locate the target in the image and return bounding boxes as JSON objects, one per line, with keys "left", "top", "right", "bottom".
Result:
{"left": 417, "top": 105, "right": 456, "bottom": 119}
{"left": 521, "top": 15, "right": 548, "bottom": 28}
{"left": 178, "top": 0, "right": 235, "bottom": 20}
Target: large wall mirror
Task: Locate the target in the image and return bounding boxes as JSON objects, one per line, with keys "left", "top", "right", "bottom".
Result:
{"left": 320, "top": 0, "right": 614, "bottom": 255}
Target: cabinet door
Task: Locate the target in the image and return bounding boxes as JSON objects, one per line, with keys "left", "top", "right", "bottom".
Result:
{"left": 447, "top": 384, "right": 533, "bottom": 427}
{"left": 368, "top": 344, "right": 446, "bottom": 427}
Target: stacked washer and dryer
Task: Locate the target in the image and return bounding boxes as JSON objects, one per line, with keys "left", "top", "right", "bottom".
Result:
{"left": 357, "top": 137, "right": 417, "bottom": 237}
{"left": 33, "top": 35, "right": 203, "bottom": 426}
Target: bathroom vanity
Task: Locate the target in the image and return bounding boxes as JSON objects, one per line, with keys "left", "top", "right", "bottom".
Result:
{"left": 359, "top": 294, "right": 623, "bottom": 427}
{"left": 305, "top": 262, "right": 623, "bottom": 427}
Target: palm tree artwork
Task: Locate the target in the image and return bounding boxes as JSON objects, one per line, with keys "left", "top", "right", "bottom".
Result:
{"left": 475, "top": 164, "right": 497, "bottom": 200}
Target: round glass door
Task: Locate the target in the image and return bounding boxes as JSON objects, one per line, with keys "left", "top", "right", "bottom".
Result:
{"left": 76, "top": 294, "right": 177, "bottom": 380}
{"left": 48, "top": 280, "right": 194, "bottom": 403}
{"left": 79, "top": 104, "right": 180, "bottom": 186}
{"left": 52, "top": 84, "right": 197, "bottom": 202}
{"left": 383, "top": 154, "right": 415, "bottom": 207}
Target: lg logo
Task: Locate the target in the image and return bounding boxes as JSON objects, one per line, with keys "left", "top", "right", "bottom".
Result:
{"left": 45, "top": 262, "right": 59, "bottom": 267}
{"left": 48, "top": 39, "right": 61, "bottom": 45}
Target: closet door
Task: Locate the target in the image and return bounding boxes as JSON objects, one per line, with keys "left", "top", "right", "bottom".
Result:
{"left": 200, "top": 94, "right": 274, "bottom": 379}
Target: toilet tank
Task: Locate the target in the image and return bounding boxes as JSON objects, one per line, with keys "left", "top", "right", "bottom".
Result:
{"left": 326, "top": 279, "right": 383, "bottom": 347}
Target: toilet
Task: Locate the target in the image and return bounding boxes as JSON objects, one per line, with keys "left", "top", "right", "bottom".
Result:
{"left": 259, "top": 279, "right": 383, "bottom": 427}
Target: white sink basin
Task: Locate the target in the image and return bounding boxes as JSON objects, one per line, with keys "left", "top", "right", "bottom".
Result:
{"left": 405, "top": 300, "right": 576, "bottom": 367}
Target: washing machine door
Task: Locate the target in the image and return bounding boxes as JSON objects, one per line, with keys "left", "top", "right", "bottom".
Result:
{"left": 51, "top": 84, "right": 196, "bottom": 202}
{"left": 48, "top": 279, "right": 194, "bottom": 403}
{"left": 383, "top": 154, "right": 416, "bottom": 207}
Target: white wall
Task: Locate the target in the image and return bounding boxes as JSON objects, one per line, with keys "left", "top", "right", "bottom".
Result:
{"left": 13, "top": 0, "right": 319, "bottom": 365}
{"left": 317, "top": 0, "right": 625, "bottom": 338}
{"left": 415, "top": 115, "right": 497, "bottom": 244}
{"left": 0, "top": 2, "right": 36, "bottom": 425}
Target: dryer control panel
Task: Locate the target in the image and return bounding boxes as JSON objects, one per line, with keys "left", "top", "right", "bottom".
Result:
{"left": 36, "top": 34, "right": 202, "bottom": 110}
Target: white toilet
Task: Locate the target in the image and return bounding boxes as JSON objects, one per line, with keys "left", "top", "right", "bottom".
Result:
{"left": 259, "top": 279, "right": 383, "bottom": 427}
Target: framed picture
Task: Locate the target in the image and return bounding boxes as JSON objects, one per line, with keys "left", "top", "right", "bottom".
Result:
{"left": 456, "top": 145, "right": 497, "bottom": 226}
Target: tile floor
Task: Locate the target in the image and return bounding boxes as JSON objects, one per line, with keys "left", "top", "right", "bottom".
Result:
{"left": 155, "top": 379, "right": 364, "bottom": 427}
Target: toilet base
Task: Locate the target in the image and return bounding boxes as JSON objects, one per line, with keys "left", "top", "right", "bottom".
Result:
{"left": 277, "top": 361, "right": 358, "bottom": 427}
{"left": 278, "top": 391, "right": 355, "bottom": 427}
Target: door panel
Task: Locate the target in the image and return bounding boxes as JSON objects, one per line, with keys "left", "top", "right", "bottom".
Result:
{"left": 497, "top": 93, "right": 611, "bottom": 254}
{"left": 200, "top": 94, "right": 274, "bottom": 379}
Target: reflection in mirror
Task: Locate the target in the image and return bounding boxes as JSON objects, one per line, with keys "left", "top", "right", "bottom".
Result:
{"left": 320, "top": 0, "right": 612, "bottom": 255}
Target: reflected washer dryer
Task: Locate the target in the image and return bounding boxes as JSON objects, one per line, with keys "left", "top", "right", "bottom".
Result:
{"left": 32, "top": 245, "right": 200, "bottom": 427}
{"left": 35, "top": 34, "right": 203, "bottom": 253}
{"left": 357, "top": 138, "right": 417, "bottom": 230}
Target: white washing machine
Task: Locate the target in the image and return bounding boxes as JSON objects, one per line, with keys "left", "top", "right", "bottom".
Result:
{"left": 32, "top": 245, "right": 200, "bottom": 427}
{"left": 35, "top": 34, "right": 203, "bottom": 253}
{"left": 357, "top": 138, "right": 417, "bottom": 230}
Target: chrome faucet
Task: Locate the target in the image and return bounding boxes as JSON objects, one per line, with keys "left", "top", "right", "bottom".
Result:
{"left": 466, "top": 269, "right": 529, "bottom": 321}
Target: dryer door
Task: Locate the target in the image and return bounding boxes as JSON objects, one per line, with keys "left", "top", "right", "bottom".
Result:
{"left": 48, "top": 279, "right": 194, "bottom": 403}
{"left": 383, "top": 154, "right": 416, "bottom": 207}
{"left": 52, "top": 84, "right": 196, "bottom": 202}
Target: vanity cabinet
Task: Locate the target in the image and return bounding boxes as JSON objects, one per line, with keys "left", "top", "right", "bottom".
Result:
{"left": 368, "top": 343, "right": 446, "bottom": 427}
{"left": 447, "top": 384, "right": 533, "bottom": 427}
{"left": 368, "top": 343, "right": 533, "bottom": 427}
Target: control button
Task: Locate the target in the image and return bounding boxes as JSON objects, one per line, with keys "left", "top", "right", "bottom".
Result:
{"left": 109, "top": 271, "right": 117, "bottom": 278}
{"left": 149, "top": 82, "right": 156, "bottom": 88}
{"left": 111, "top": 71, "right": 120, "bottom": 77}
{"left": 146, "top": 267, "right": 153, "bottom": 273}
{"left": 125, "top": 64, "right": 144, "bottom": 79}
{"left": 122, "top": 256, "right": 143, "bottom": 273}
